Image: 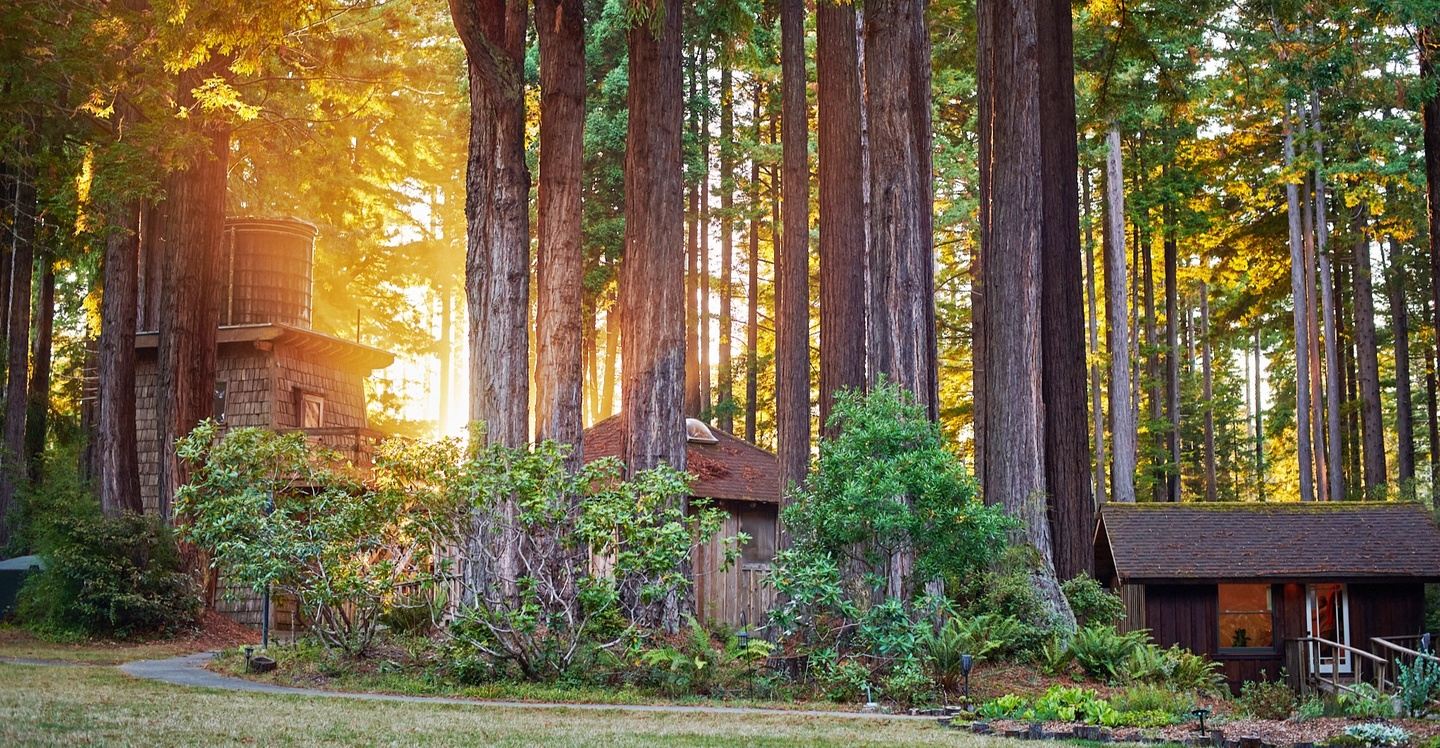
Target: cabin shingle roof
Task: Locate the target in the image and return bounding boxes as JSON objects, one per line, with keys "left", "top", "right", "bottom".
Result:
{"left": 1096, "top": 502, "right": 1440, "bottom": 583}
{"left": 581, "top": 416, "right": 780, "bottom": 504}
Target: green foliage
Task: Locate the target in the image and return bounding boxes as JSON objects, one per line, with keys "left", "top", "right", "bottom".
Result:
{"left": 18, "top": 509, "right": 199, "bottom": 640}
{"left": 1296, "top": 696, "right": 1327, "bottom": 722}
{"left": 1333, "top": 683, "right": 1395, "bottom": 719}
{"left": 1235, "top": 677, "right": 1296, "bottom": 720}
{"left": 784, "top": 383, "right": 1015, "bottom": 596}
{"left": 1038, "top": 636, "right": 1075, "bottom": 675}
{"left": 1068, "top": 625, "right": 1149, "bottom": 682}
{"left": 1396, "top": 650, "right": 1440, "bottom": 717}
{"left": 882, "top": 656, "right": 938, "bottom": 708}
{"left": 176, "top": 423, "right": 445, "bottom": 656}
{"left": 1337, "top": 723, "right": 1410, "bottom": 748}
{"left": 1062, "top": 574, "right": 1124, "bottom": 629}
{"left": 1108, "top": 685, "right": 1191, "bottom": 719}
{"left": 978, "top": 685, "right": 1140, "bottom": 727}
{"left": 950, "top": 546, "right": 1056, "bottom": 658}
{"left": 810, "top": 650, "right": 873, "bottom": 703}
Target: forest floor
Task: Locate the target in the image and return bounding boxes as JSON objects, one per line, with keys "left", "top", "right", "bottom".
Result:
{"left": 0, "top": 659, "right": 1024, "bottom": 747}
{"left": 0, "top": 613, "right": 255, "bottom": 665}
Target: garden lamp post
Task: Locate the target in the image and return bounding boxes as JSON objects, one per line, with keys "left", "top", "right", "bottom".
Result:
{"left": 961, "top": 654, "right": 974, "bottom": 704}
{"left": 738, "top": 615, "right": 753, "bottom": 696}
{"left": 1191, "top": 707, "right": 1211, "bottom": 734}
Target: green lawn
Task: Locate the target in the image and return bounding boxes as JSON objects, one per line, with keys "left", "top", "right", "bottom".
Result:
{"left": 0, "top": 625, "right": 232, "bottom": 665}
{"left": 0, "top": 662, "right": 1032, "bottom": 747}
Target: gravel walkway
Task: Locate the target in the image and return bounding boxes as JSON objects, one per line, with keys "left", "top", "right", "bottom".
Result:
{"left": 102, "top": 651, "right": 930, "bottom": 721}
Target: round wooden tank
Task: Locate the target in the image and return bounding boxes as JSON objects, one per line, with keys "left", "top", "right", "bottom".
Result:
{"left": 223, "top": 217, "right": 317, "bottom": 329}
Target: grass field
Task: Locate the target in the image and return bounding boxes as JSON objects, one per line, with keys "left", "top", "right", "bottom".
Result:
{"left": 0, "top": 662, "right": 1031, "bottom": 747}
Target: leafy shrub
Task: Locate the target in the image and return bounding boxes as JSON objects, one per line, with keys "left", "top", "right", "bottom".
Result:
{"left": 783, "top": 383, "right": 1015, "bottom": 600}
{"left": 1235, "top": 677, "right": 1295, "bottom": 720}
{"left": 1160, "top": 645, "right": 1226, "bottom": 693}
{"left": 979, "top": 685, "right": 1134, "bottom": 726}
{"left": 18, "top": 511, "right": 199, "bottom": 640}
{"left": 811, "top": 650, "right": 872, "bottom": 703}
{"left": 1108, "top": 709, "right": 1180, "bottom": 728}
{"left": 951, "top": 546, "right": 1056, "bottom": 658}
{"left": 1069, "top": 625, "right": 1149, "bottom": 681}
{"left": 1333, "top": 682, "right": 1395, "bottom": 719}
{"left": 882, "top": 656, "right": 937, "bottom": 707}
{"left": 1109, "top": 684, "right": 1190, "bottom": 718}
{"left": 978, "top": 692, "right": 1030, "bottom": 719}
{"left": 1038, "top": 635, "right": 1074, "bottom": 675}
{"left": 1062, "top": 574, "right": 1124, "bottom": 629}
{"left": 1396, "top": 649, "right": 1440, "bottom": 717}
{"left": 1339, "top": 723, "right": 1410, "bottom": 747}
{"left": 1296, "top": 696, "right": 1326, "bottom": 722}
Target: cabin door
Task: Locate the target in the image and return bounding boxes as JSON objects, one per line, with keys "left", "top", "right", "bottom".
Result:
{"left": 1305, "top": 583, "right": 1352, "bottom": 675}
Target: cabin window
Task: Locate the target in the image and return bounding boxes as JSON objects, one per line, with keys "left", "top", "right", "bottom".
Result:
{"left": 297, "top": 391, "right": 325, "bottom": 428}
{"left": 1218, "top": 583, "right": 1274, "bottom": 651}
{"left": 213, "top": 381, "right": 227, "bottom": 424}
{"left": 738, "top": 506, "right": 776, "bottom": 566}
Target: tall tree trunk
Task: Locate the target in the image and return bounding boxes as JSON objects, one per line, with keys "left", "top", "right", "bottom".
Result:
{"left": 817, "top": 0, "right": 866, "bottom": 438}
{"left": 452, "top": 0, "right": 529, "bottom": 448}
{"left": 1036, "top": 0, "right": 1092, "bottom": 579}
{"left": 451, "top": 0, "right": 529, "bottom": 610}
{"left": 1103, "top": 127, "right": 1137, "bottom": 504}
{"left": 718, "top": 62, "right": 735, "bottom": 433}
{"left": 0, "top": 165, "right": 35, "bottom": 538}
{"left": 1430, "top": 339, "right": 1439, "bottom": 493}
{"left": 777, "top": 0, "right": 810, "bottom": 494}
{"left": 1083, "top": 168, "right": 1107, "bottom": 504}
{"left": 535, "top": 0, "right": 585, "bottom": 464}
{"left": 744, "top": 84, "right": 761, "bottom": 444}
{"left": 602, "top": 300, "right": 619, "bottom": 418}
{"left": 684, "top": 50, "right": 702, "bottom": 419}
{"left": 1201, "top": 283, "right": 1217, "bottom": 502}
{"left": 1388, "top": 237, "right": 1415, "bottom": 493}
{"left": 1349, "top": 204, "right": 1386, "bottom": 496}
{"left": 97, "top": 202, "right": 143, "bottom": 517}
{"left": 865, "top": 0, "right": 937, "bottom": 418}
{"left": 1284, "top": 101, "right": 1316, "bottom": 502}
{"left": 621, "top": 0, "right": 687, "bottom": 631}
{"left": 1310, "top": 96, "right": 1344, "bottom": 501}
{"left": 1420, "top": 26, "right": 1440, "bottom": 496}
{"left": 1255, "top": 325, "right": 1265, "bottom": 499}
{"left": 24, "top": 251, "right": 54, "bottom": 482}
{"left": 977, "top": 0, "right": 1075, "bottom": 625}
{"left": 1163, "top": 201, "right": 1180, "bottom": 502}
{"left": 1142, "top": 212, "right": 1160, "bottom": 501}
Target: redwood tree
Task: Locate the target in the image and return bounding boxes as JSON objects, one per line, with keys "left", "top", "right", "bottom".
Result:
{"left": 816, "top": 0, "right": 866, "bottom": 436}
{"left": 535, "top": 0, "right": 585, "bottom": 464}
{"left": 776, "top": 0, "right": 810, "bottom": 492}
{"left": 97, "top": 202, "right": 143, "bottom": 517}
{"left": 450, "top": 0, "right": 529, "bottom": 449}
{"left": 620, "top": 0, "right": 687, "bottom": 630}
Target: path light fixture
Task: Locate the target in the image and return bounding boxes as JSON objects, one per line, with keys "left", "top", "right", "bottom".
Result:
{"left": 961, "top": 654, "right": 975, "bottom": 704}
{"left": 1191, "top": 707, "right": 1211, "bottom": 733}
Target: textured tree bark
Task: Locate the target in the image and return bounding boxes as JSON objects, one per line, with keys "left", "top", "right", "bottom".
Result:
{"left": 717, "top": 62, "right": 735, "bottom": 433}
{"left": 1421, "top": 27, "right": 1440, "bottom": 493}
{"left": 1082, "top": 169, "right": 1106, "bottom": 505}
{"left": 776, "top": 0, "right": 810, "bottom": 496}
{"left": 1255, "top": 326, "right": 1265, "bottom": 498}
{"left": 1036, "top": 0, "right": 1092, "bottom": 579}
{"left": 684, "top": 50, "right": 702, "bottom": 419}
{"left": 1141, "top": 211, "right": 1160, "bottom": 501}
{"left": 1349, "top": 204, "right": 1386, "bottom": 495}
{"left": 816, "top": 0, "right": 866, "bottom": 438}
{"left": 976, "top": 0, "right": 1074, "bottom": 624}
{"left": 1283, "top": 102, "right": 1316, "bottom": 502}
{"left": 602, "top": 300, "right": 618, "bottom": 418}
{"left": 1429, "top": 341, "right": 1439, "bottom": 491}
{"left": 1162, "top": 202, "right": 1180, "bottom": 502}
{"left": 24, "top": 251, "right": 55, "bottom": 482}
{"left": 98, "top": 202, "right": 142, "bottom": 517}
{"left": 698, "top": 51, "right": 713, "bottom": 418}
{"left": 1387, "top": 237, "right": 1415, "bottom": 491}
{"left": 1201, "top": 284, "right": 1217, "bottom": 502}
{"left": 1309, "top": 95, "right": 1344, "bottom": 501}
{"left": 865, "top": 0, "right": 937, "bottom": 420}
{"left": 745, "top": 84, "right": 761, "bottom": 444}
{"left": 452, "top": 0, "right": 530, "bottom": 448}
{"left": 973, "top": 0, "right": 989, "bottom": 486}
{"left": 0, "top": 165, "right": 35, "bottom": 539}
{"left": 1299, "top": 168, "right": 1330, "bottom": 501}
{"left": 621, "top": 0, "right": 688, "bottom": 631}
{"left": 1103, "top": 127, "right": 1137, "bottom": 504}
{"left": 535, "top": 0, "right": 585, "bottom": 465}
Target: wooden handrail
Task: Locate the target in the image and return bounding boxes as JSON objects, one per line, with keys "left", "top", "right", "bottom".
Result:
{"left": 1292, "top": 636, "right": 1388, "bottom": 665}
{"left": 1372, "top": 636, "right": 1440, "bottom": 663}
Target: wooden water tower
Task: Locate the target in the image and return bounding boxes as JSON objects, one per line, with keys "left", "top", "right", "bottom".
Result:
{"left": 221, "top": 217, "right": 317, "bottom": 329}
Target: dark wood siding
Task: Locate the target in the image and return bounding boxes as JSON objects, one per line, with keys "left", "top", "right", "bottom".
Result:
{"left": 1145, "top": 584, "right": 1218, "bottom": 654}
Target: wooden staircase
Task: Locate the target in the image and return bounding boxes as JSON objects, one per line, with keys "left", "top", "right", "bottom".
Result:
{"left": 1287, "top": 634, "right": 1439, "bottom": 699}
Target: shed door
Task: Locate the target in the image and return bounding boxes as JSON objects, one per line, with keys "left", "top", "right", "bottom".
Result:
{"left": 1306, "top": 584, "right": 1351, "bottom": 675}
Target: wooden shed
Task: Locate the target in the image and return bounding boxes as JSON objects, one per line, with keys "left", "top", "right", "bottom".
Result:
{"left": 582, "top": 416, "right": 779, "bottom": 630}
{"left": 133, "top": 216, "right": 394, "bottom": 628}
{"left": 1095, "top": 502, "right": 1440, "bottom": 693}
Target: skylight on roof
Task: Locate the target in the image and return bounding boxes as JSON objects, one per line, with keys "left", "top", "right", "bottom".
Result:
{"left": 686, "top": 418, "right": 719, "bottom": 444}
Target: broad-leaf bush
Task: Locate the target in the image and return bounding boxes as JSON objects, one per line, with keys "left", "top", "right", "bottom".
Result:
{"left": 769, "top": 384, "right": 1011, "bottom": 696}
{"left": 1062, "top": 573, "right": 1124, "bottom": 629}
{"left": 18, "top": 510, "right": 199, "bottom": 640}
{"left": 1396, "top": 648, "right": 1440, "bottom": 717}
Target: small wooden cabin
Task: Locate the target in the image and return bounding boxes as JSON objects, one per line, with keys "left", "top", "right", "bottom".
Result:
{"left": 133, "top": 217, "right": 394, "bottom": 627}
{"left": 582, "top": 416, "right": 779, "bottom": 629}
{"left": 1095, "top": 502, "right": 1440, "bottom": 692}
